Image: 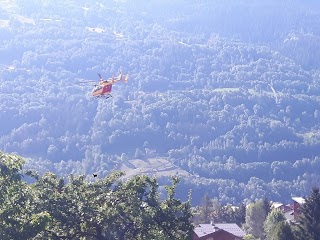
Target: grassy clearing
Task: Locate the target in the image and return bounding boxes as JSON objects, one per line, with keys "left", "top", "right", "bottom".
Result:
{"left": 120, "top": 157, "right": 191, "bottom": 178}
{"left": 0, "top": 0, "right": 16, "bottom": 13}
{"left": 298, "top": 131, "right": 320, "bottom": 140}
{"left": 86, "top": 27, "right": 105, "bottom": 33}
{"left": 0, "top": 0, "right": 14, "bottom": 28}
{"left": 0, "top": 0, "right": 35, "bottom": 27}
{"left": 212, "top": 87, "right": 240, "bottom": 92}
{"left": 0, "top": 19, "right": 9, "bottom": 27}
{"left": 13, "top": 14, "right": 35, "bottom": 25}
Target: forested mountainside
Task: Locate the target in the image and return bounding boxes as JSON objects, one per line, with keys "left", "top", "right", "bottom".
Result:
{"left": 1, "top": 0, "right": 320, "bottom": 205}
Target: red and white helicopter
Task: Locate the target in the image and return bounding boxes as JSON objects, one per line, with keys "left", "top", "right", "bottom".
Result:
{"left": 81, "top": 72, "right": 129, "bottom": 99}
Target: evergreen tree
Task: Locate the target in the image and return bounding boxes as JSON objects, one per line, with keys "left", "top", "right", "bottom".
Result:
{"left": 296, "top": 187, "right": 320, "bottom": 240}
{"left": 234, "top": 203, "right": 246, "bottom": 227}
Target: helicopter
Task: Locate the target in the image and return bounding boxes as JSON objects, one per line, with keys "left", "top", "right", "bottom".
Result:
{"left": 80, "top": 72, "right": 129, "bottom": 99}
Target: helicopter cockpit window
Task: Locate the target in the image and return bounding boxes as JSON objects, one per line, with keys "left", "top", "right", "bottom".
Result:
{"left": 94, "top": 86, "right": 102, "bottom": 91}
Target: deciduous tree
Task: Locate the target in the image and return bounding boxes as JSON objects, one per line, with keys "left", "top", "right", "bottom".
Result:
{"left": 245, "top": 199, "right": 268, "bottom": 239}
{"left": 33, "top": 172, "right": 193, "bottom": 239}
{"left": 270, "top": 221, "right": 295, "bottom": 240}
{"left": 0, "top": 151, "right": 49, "bottom": 239}
{"left": 264, "top": 209, "right": 290, "bottom": 240}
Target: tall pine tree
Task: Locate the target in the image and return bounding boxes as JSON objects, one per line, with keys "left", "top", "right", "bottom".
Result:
{"left": 296, "top": 187, "right": 320, "bottom": 240}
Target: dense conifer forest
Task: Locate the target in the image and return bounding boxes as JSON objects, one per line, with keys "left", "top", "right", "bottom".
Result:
{"left": 1, "top": 0, "right": 320, "bottom": 205}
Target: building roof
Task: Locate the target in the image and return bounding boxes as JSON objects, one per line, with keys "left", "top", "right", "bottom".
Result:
{"left": 271, "top": 202, "right": 284, "bottom": 209}
{"left": 214, "top": 223, "right": 246, "bottom": 237}
{"left": 292, "top": 197, "right": 305, "bottom": 204}
{"left": 284, "top": 210, "right": 295, "bottom": 222}
{"left": 194, "top": 224, "right": 221, "bottom": 238}
{"left": 194, "top": 223, "right": 245, "bottom": 238}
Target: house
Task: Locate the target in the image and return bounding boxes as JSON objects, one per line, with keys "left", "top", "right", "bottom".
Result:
{"left": 193, "top": 222, "right": 245, "bottom": 240}
{"left": 283, "top": 209, "right": 295, "bottom": 223}
{"left": 270, "top": 201, "right": 294, "bottom": 222}
{"left": 271, "top": 202, "right": 291, "bottom": 212}
{"left": 292, "top": 197, "right": 305, "bottom": 221}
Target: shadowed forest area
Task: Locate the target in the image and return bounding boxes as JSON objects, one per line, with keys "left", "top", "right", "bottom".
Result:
{"left": 1, "top": 0, "right": 320, "bottom": 205}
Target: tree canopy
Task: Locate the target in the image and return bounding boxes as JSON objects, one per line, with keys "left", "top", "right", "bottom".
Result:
{"left": 0, "top": 150, "right": 193, "bottom": 239}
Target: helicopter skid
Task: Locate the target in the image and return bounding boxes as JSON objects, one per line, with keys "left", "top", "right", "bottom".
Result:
{"left": 93, "top": 94, "right": 112, "bottom": 99}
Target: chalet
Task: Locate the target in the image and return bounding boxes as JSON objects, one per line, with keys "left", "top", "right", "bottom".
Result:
{"left": 292, "top": 197, "right": 305, "bottom": 221}
{"left": 193, "top": 223, "right": 245, "bottom": 240}
{"left": 283, "top": 209, "right": 295, "bottom": 223}
{"left": 271, "top": 202, "right": 291, "bottom": 212}
{"left": 272, "top": 197, "right": 306, "bottom": 223}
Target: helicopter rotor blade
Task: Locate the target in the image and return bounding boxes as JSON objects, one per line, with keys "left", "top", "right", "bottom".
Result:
{"left": 98, "top": 73, "right": 103, "bottom": 81}
{"left": 77, "top": 80, "right": 98, "bottom": 84}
